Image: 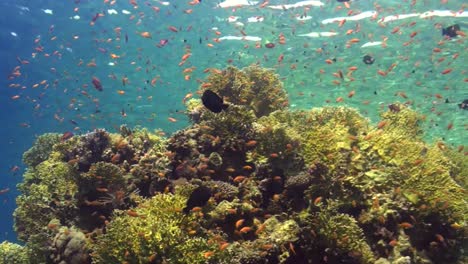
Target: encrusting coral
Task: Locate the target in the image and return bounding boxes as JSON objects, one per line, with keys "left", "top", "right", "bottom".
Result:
{"left": 3, "top": 67, "right": 467, "bottom": 264}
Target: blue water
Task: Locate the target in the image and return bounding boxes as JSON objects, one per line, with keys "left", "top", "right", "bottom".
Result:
{"left": 0, "top": 0, "right": 466, "bottom": 244}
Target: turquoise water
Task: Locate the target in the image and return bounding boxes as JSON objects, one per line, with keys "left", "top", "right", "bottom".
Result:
{"left": 0, "top": 0, "right": 466, "bottom": 245}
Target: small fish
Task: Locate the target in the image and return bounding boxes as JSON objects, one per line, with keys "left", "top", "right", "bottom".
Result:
{"left": 183, "top": 186, "right": 211, "bottom": 214}
{"left": 442, "top": 24, "right": 460, "bottom": 38}
{"left": 239, "top": 226, "right": 252, "bottom": 233}
{"left": 158, "top": 39, "right": 169, "bottom": 47}
{"left": 362, "top": 55, "right": 375, "bottom": 65}
{"left": 61, "top": 131, "right": 74, "bottom": 141}
{"left": 140, "top": 32, "right": 152, "bottom": 38}
{"left": 91, "top": 77, "right": 103, "bottom": 91}
{"left": 201, "top": 90, "right": 228, "bottom": 113}
{"left": 0, "top": 188, "right": 10, "bottom": 195}
{"left": 458, "top": 99, "right": 468, "bottom": 110}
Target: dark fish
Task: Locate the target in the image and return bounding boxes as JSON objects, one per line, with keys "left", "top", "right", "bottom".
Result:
{"left": 336, "top": 0, "right": 350, "bottom": 2}
{"left": 388, "top": 104, "right": 401, "bottom": 113}
{"left": 61, "top": 131, "right": 74, "bottom": 141}
{"left": 91, "top": 13, "right": 100, "bottom": 23}
{"left": 183, "top": 186, "right": 211, "bottom": 214}
{"left": 91, "top": 77, "right": 103, "bottom": 91}
{"left": 362, "top": 54, "right": 375, "bottom": 65}
{"left": 458, "top": 99, "right": 468, "bottom": 110}
{"left": 442, "top": 24, "right": 460, "bottom": 38}
{"left": 201, "top": 89, "right": 228, "bottom": 113}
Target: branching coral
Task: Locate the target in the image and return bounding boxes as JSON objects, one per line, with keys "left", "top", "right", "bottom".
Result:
{"left": 92, "top": 193, "right": 227, "bottom": 264}
{"left": 202, "top": 65, "right": 288, "bottom": 117}
{"left": 22, "top": 133, "right": 62, "bottom": 168}
{"left": 317, "top": 209, "right": 376, "bottom": 264}
{"left": 0, "top": 241, "right": 30, "bottom": 264}
{"left": 14, "top": 159, "right": 78, "bottom": 243}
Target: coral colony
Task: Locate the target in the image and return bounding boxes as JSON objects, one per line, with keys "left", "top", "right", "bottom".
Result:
{"left": 1, "top": 66, "right": 467, "bottom": 264}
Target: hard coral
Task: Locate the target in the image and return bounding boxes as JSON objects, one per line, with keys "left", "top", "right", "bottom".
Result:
{"left": 203, "top": 65, "right": 288, "bottom": 117}
{"left": 167, "top": 105, "right": 257, "bottom": 182}
{"left": 0, "top": 241, "right": 30, "bottom": 264}
{"left": 92, "top": 193, "right": 225, "bottom": 264}
{"left": 57, "top": 129, "right": 110, "bottom": 172}
{"left": 22, "top": 133, "right": 61, "bottom": 167}
{"left": 49, "top": 227, "right": 91, "bottom": 264}
{"left": 317, "top": 210, "right": 375, "bottom": 264}
{"left": 14, "top": 159, "right": 78, "bottom": 242}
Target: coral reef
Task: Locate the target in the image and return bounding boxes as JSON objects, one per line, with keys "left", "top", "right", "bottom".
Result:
{"left": 0, "top": 241, "right": 30, "bottom": 264}
{"left": 92, "top": 192, "right": 226, "bottom": 264}
{"left": 3, "top": 67, "right": 467, "bottom": 264}
{"left": 22, "top": 133, "right": 61, "bottom": 167}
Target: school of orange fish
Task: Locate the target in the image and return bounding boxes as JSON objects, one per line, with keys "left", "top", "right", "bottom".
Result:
{"left": 4, "top": 0, "right": 467, "bottom": 197}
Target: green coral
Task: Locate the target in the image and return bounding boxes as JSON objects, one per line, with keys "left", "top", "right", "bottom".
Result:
{"left": 15, "top": 159, "right": 78, "bottom": 241}
{"left": 357, "top": 106, "right": 467, "bottom": 224}
{"left": 260, "top": 216, "right": 299, "bottom": 244}
{"left": 443, "top": 146, "right": 468, "bottom": 188}
{"left": 298, "top": 107, "right": 368, "bottom": 169}
{"left": 22, "top": 133, "right": 62, "bottom": 167}
{"left": 379, "top": 103, "right": 424, "bottom": 137}
{"left": 401, "top": 144, "right": 467, "bottom": 222}
{"left": 80, "top": 162, "right": 125, "bottom": 192}
{"left": 317, "top": 210, "right": 375, "bottom": 264}
{"left": 201, "top": 105, "right": 256, "bottom": 139}
{"left": 203, "top": 65, "right": 288, "bottom": 117}
{"left": 0, "top": 241, "right": 30, "bottom": 264}
{"left": 14, "top": 158, "right": 78, "bottom": 262}
{"left": 92, "top": 193, "right": 225, "bottom": 264}
{"left": 251, "top": 111, "right": 304, "bottom": 173}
